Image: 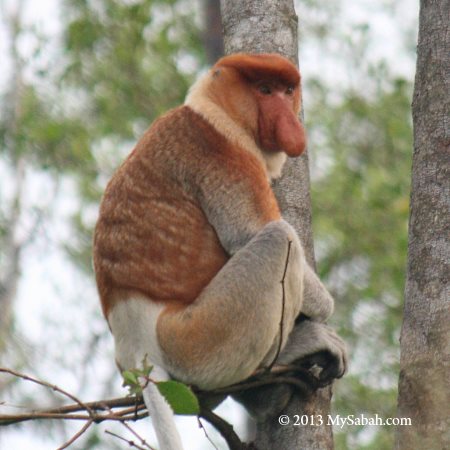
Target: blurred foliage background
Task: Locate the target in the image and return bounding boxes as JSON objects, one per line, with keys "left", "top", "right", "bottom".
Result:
{"left": 0, "top": 0, "right": 417, "bottom": 448}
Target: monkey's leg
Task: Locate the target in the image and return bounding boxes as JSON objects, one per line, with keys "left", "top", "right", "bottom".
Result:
{"left": 157, "top": 220, "right": 304, "bottom": 389}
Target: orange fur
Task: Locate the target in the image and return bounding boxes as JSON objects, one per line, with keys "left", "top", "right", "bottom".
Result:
{"left": 94, "top": 52, "right": 305, "bottom": 375}
{"left": 94, "top": 106, "right": 280, "bottom": 318}
{"left": 214, "top": 53, "right": 300, "bottom": 87}
{"left": 208, "top": 53, "right": 306, "bottom": 157}
{"left": 93, "top": 55, "right": 348, "bottom": 450}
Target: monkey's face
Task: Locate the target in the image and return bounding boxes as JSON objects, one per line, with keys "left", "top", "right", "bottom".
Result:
{"left": 253, "top": 81, "right": 306, "bottom": 157}
{"left": 211, "top": 53, "right": 307, "bottom": 157}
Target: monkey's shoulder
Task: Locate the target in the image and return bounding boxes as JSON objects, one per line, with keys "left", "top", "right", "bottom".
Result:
{"left": 136, "top": 106, "right": 259, "bottom": 166}
{"left": 104, "top": 105, "right": 271, "bottom": 206}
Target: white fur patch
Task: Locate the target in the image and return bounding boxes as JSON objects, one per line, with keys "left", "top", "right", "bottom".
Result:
{"left": 109, "top": 299, "right": 184, "bottom": 449}
{"left": 142, "top": 381, "right": 184, "bottom": 450}
{"left": 262, "top": 151, "right": 287, "bottom": 179}
{"left": 108, "top": 298, "right": 167, "bottom": 377}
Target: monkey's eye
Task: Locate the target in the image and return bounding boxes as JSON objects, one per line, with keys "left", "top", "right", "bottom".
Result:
{"left": 286, "top": 86, "right": 295, "bottom": 95}
{"left": 259, "top": 85, "right": 272, "bottom": 95}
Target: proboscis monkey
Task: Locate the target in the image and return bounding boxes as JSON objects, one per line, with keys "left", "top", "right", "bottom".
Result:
{"left": 94, "top": 53, "right": 347, "bottom": 450}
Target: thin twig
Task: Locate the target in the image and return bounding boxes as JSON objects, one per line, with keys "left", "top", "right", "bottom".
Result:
{"left": 199, "top": 407, "right": 248, "bottom": 450}
{"left": 197, "top": 416, "right": 220, "bottom": 449}
{"left": 105, "top": 429, "right": 153, "bottom": 450}
{"left": 0, "top": 411, "right": 130, "bottom": 424}
{"left": 120, "top": 421, "right": 153, "bottom": 449}
{"left": 46, "top": 397, "right": 146, "bottom": 415}
{"left": 57, "top": 419, "right": 94, "bottom": 450}
{"left": 100, "top": 401, "right": 151, "bottom": 450}
{"left": 0, "top": 368, "right": 95, "bottom": 418}
{"left": 111, "top": 404, "right": 146, "bottom": 418}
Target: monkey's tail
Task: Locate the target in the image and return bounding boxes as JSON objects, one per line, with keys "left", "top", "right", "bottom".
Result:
{"left": 142, "top": 379, "right": 184, "bottom": 450}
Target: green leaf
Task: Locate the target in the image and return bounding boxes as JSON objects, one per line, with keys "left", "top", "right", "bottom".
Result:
{"left": 138, "top": 357, "right": 153, "bottom": 377}
{"left": 156, "top": 380, "right": 200, "bottom": 415}
{"left": 122, "top": 370, "right": 139, "bottom": 387}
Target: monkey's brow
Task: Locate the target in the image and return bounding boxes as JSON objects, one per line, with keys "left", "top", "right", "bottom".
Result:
{"left": 250, "top": 78, "right": 297, "bottom": 89}
{"left": 255, "top": 80, "right": 293, "bottom": 89}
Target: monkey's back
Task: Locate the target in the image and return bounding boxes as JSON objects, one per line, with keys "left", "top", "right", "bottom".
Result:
{"left": 94, "top": 106, "right": 244, "bottom": 317}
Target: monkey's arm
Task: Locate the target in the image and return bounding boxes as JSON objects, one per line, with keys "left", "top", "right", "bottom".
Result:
{"left": 196, "top": 150, "right": 334, "bottom": 323}
{"left": 194, "top": 150, "right": 282, "bottom": 255}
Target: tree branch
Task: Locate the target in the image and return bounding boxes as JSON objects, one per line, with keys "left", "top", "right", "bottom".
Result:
{"left": 0, "top": 363, "right": 326, "bottom": 447}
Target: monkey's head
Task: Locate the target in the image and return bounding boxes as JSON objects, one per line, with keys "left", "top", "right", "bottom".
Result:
{"left": 207, "top": 53, "right": 307, "bottom": 157}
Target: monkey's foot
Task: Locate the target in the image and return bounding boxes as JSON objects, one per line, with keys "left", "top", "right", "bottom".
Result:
{"left": 277, "top": 320, "right": 348, "bottom": 387}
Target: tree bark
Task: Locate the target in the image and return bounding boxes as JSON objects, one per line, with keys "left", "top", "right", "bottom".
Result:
{"left": 396, "top": 0, "right": 450, "bottom": 449}
{"left": 220, "top": 1, "right": 333, "bottom": 448}
{"left": 202, "top": 0, "right": 224, "bottom": 64}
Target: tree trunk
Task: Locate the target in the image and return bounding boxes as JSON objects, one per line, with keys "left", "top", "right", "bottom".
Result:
{"left": 202, "top": 0, "right": 224, "bottom": 64}
{"left": 220, "top": 1, "right": 334, "bottom": 448}
{"left": 396, "top": 0, "right": 450, "bottom": 449}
